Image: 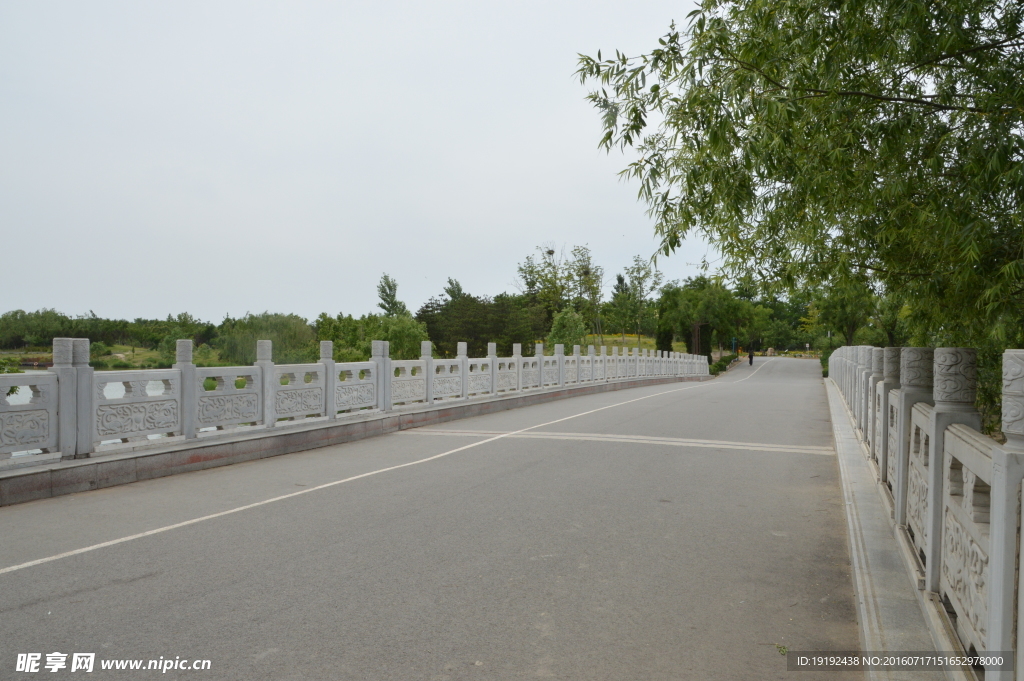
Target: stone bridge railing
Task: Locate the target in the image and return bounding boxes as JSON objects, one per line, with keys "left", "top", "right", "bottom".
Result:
{"left": 0, "top": 338, "right": 708, "bottom": 470}
{"left": 830, "top": 346, "right": 1024, "bottom": 679}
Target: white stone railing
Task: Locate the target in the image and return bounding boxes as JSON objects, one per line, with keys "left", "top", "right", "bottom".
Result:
{"left": 830, "top": 346, "right": 1024, "bottom": 678}
{"left": 0, "top": 337, "right": 709, "bottom": 469}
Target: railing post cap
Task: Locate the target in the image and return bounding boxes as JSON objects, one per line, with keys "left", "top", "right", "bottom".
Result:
{"left": 554, "top": 344, "right": 564, "bottom": 356}
{"left": 871, "top": 347, "right": 883, "bottom": 375}
{"left": 72, "top": 338, "right": 90, "bottom": 367}
{"left": 900, "top": 347, "right": 934, "bottom": 388}
{"left": 420, "top": 340, "right": 433, "bottom": 358}
{"left": 371, "top": 340, "right": 388, "bottom": 358}
{"left": 256, "top": 339, "right": 273, "bottom": 362}
{"left": 457, "top": 341, "right": 468, "bottom": 357}
{"left": 512, "top": 343, "right": 522, "bottom": 355}
{"left": 1002, "top": 349, "right": 1024, "bottom": 448}
{"left": 176, "top": 339, "right": 194, "bottom": 364}
{"left": 52, "top": 338, "right": 74, "bottom": 367}
{"left": 487, "top": 342, "right": 496, "bottom": 356}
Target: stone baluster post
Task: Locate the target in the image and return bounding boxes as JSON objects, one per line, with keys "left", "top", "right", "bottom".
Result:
{"left": 456, "top": 342, "right": 468, "bottom": 399}
{"left": 555, "top": 344, "right": 565, "bottom": 387}
{"left": 867, "top": 348, "right": 884, "bottom": 460}
{"left": 847, "top": 347, "right": 855, "bottom": 406}
{"left": 876, "top": 347, "right": 902, "bottom": 483}
{"left": 609, "top": 347, "right": 616, "bottom": 379}
{"left": 893, "top": 348, "right": 934, "bottom": 526}
{"left": 984, "top": 350, "right": 1024, "bottom": 679}
{"left": 371, "top": 340, "right": 391, "bottom": 411}
{"left": 51, "top": 338, "right": 77, "bottom": 459}
{"left": 843, "top": 347, "right": 852, "bottom": 405}
{"left": 487, "top": 342, "right": 497, "bottom": 395}
{"left": 320, "top": 341, "right": 335, "bottom": 419}
{"left": 572, "top": 345, "right": 581, "bottom": 385}
{"left": 924, "top": 348, "right": 982, "bottom": 592}
{"left": 421, "top": 341, "right": 434, "bottom": 403}
{"left": 256, "top": 340, "right": 276, "bottom": 427}
{"left": 175, "top": 340, "right": 198, "bottom": 438}
{"left": 588, "top": 345, "right": 596, "bottom": 383}
{"left": 73, "top": 338, "right": 94, "bottom": 457}
{"left": 858, "top": 346, "right": 874, "bottom": 436}
{"left": 512, "top": 343, "right": 522, "bottom": 392}
{"left": 534, "top": 343, "right": 544, "bottom": 390}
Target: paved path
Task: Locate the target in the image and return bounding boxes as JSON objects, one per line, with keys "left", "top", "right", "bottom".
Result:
{"left": 0, "top": 358, "right": 859, "bottom": 680}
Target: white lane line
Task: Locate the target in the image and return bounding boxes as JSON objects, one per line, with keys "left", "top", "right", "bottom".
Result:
{"left": 1, "top": 373, "right": 744, "bottom": 576}
{"left": 398, "top": 429, "right": 834, "bottom": 455}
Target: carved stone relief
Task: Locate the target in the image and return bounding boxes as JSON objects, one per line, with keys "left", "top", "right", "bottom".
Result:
{"left": 496, "top": 372, "right": 518, "bottom": 390}
{"left": 907, "top": 462, "right": 929, "bottom": 548}
{"left": 468, "top": 374, "right": 491, "bottom": 393}
{"left": 393, "top": 379, "right": 426, "bottom": 402}
{"left": 933, "top": 348, "right": 977, "bottom": 404}
{"left": 275, "top": 388, "right": 323, "bottom": 415}
{"left": 900, "top": 348, "right": 934, "bottom": 389}
{"left": 336, "top": 384, "right": 374, "bottom": 408}
{"left": 1002, "top": 350, "right": 1024, "bottom": 437}
{"left": 97, "top": 400, "right": 178, "bottom": 437}
{"left": 941, "top": 509, "right": 989, "bottom": 643}
{"left": 0, "top": 410, "right": 50, "bottom": 449}
{"left": 883, "top": 347, "right": 901, "bottom": 383}
{"left": 198, "top": 394, "right": 259, "bottom": 424}
{"left": 432, "top": 376, "right": 461, "bottom": 397}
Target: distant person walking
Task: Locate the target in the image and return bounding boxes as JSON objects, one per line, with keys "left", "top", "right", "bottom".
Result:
{"left": 748, "top": 349, "right": 754, "bottom": 366}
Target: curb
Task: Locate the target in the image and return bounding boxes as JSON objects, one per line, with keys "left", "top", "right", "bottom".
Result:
{"left": 825, "top": 378, "right": 956, "bottom": 681}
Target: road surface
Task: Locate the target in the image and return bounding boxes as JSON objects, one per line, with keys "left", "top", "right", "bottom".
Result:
{"left": 0, "top": 357, "right": 859, "bottom": 679}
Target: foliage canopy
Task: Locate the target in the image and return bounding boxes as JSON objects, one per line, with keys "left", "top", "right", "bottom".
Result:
{"left": 577, "top": 0, "right": 1024, "bottom": 337}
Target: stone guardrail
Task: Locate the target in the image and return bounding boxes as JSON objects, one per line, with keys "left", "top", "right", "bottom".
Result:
{"left": 0, "top": 337, "right": 708, "bottom": 471}
{"left": 830, "top": 346, "right": 1024, "bottom": 680}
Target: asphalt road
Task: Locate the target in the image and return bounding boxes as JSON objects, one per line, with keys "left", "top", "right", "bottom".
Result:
{"left": 0, "top": 358, "right": 860, "bottom": 680}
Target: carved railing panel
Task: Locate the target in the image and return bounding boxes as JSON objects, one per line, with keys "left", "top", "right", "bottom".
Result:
{"left": 94, "top": 369, "right": 182, "bottom": 443}
{"left": 564, "top": 357, "right": 578, "bottom": 384}
{"left": 886, "top": 389, "right": 899, "bottom": 487}
{"left": 906, "top": 403, "right": 933, "bottom": 559}
{"left": 430, "top": 360, "right": 461, "bottom": 400}
{"left": 391, "top": 360, "right": 428, "bottom": 405}
{"left": 466, "top": 359, "right": 492, "bottom": 396}
{"left": 273, "top": 364, "right": 325, "bottom": 420}
{"left": 542, "top": 358, "right": 559, "bottom": 386}
{"left": 495, "top": 360, "right": 518, "bottom": 393}
{"left": 940, "top": 424, "right": 994, "bottom": 654}
{"left": 0, "top": 373, "right": 59, "bottom": 457}
{"left": 579, "top": 356, "right": 592, "bottom": 382}
{"left": 521, "top": 360, "right": 539, "bottom": 389}
{"left": 196, "top": 366, "right": 263, "bottom": 431}
{"left": 335, "top": 362, "right": 377, "bottom": 412}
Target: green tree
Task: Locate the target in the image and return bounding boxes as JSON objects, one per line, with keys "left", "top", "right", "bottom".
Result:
{"left": 547, "top": 308, "right": 588, "bottom": 349}
{"left": 577, "top": 0, "right": 1024, "bottom": 338}
{"left": 216, "top": 313, "right": 315, "bottom": 364}
{"left": 377, "top": 273, "right": 410, "bottom": 317}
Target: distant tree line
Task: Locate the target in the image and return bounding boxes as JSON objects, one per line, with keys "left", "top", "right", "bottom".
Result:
{"left": 2, "top": 245, "right": 840, "bottom": 369}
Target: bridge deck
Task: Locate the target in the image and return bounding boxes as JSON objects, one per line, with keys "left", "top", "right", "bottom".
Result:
{"left": 0, "top": 358, "right": 861, "bottom": 679}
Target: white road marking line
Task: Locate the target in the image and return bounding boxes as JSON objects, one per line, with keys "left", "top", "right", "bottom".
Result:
{"left": 398, "top": 429, "right": 834, "bottom": 455}
{"left": 1, "top": 374, "right": 743, "bottom": 576}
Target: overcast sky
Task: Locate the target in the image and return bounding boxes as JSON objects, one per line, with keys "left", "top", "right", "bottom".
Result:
{"left": 1, "top": 0, "right": 712, "bottom": 323}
